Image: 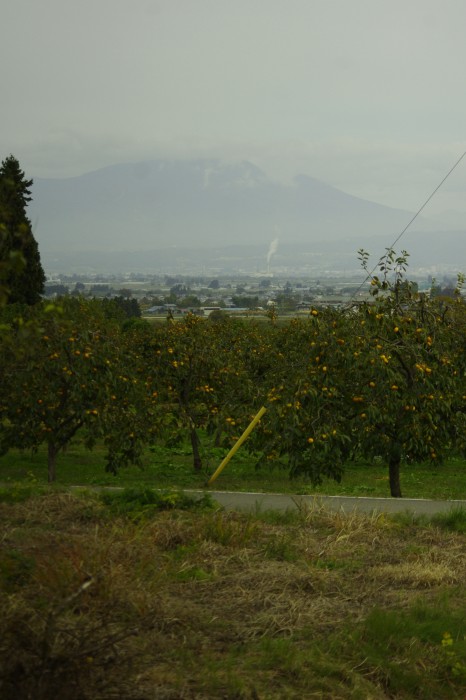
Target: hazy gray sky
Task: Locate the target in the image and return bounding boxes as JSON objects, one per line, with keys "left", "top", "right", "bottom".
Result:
{"left": 2, "top": 0, "right": 466, "bottom": 219}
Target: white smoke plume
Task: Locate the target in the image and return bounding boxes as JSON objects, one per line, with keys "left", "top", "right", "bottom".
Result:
{"left": 266, "top": 235, "right": 279, "bottom": 272}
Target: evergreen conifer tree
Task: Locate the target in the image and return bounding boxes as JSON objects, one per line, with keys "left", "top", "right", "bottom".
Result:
{"left": 0, "top": 155, "right": 45, "bottom": 304}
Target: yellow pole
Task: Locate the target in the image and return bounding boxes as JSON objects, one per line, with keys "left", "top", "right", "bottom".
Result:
{"left": 207, "top": 406, "right": 267, "bottom": 486}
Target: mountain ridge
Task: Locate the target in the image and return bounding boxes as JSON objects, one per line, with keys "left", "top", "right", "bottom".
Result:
{"left": 30, "top": 158, "right": 418, "bottom": 251}
{"left": 28, "top": 158, "right": 465, "bottom": 274}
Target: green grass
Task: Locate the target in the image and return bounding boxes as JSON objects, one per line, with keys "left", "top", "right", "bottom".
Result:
{"left": 431, "top": 507, "right": 466, "bottom": 533}
{"left": 0, "top": 440, "right": 465, "bottom": 500}
{"left": 337, "top": 598, "right": 466, "bottom": 698}
{"left": 98, "top": 486, "right": 215, "bottom": 520}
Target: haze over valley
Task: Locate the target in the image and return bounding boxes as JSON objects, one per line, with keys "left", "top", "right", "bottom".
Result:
{"left": 30, "top": 158, "right": 465, "bottom": 277}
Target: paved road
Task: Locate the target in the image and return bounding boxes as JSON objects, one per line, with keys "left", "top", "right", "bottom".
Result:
{"left": 69, "top": 485, "right": 466, "bottom": 516}
{"left": 185, "top": 489, "right": 466, "bottom": 516}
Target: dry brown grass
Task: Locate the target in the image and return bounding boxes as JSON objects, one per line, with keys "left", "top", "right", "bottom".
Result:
{"left": 0, "top": 492, "right": 465, "bottom": 699}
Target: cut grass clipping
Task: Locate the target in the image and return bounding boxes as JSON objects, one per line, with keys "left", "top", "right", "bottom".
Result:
{"left": 0, "top": 490, "right": 465, "bottom": 699}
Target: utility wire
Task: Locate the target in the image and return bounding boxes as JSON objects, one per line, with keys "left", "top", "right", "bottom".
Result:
{"left": 350, "top": 149, "right": 466, "bottom": 301}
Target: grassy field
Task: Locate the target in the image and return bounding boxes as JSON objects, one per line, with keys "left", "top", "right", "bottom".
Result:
{"left": 0, "top": 488, "right": 465, "bottom": 699}
{"left": 1, "top": 440, "right": 466, "bottom": 500}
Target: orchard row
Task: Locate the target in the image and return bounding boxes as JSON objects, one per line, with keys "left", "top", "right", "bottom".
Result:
{"left": 1, "top": 256, "right": 465, "bottom": 496}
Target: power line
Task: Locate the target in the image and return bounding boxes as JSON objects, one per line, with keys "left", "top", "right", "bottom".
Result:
{"left": 390, "top": 149, "right": 466, "bottom": 251}
{"left": 350, "top": 149, "right": 466, "bottom": 300}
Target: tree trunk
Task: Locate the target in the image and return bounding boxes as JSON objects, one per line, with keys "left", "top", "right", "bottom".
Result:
{"left": 214, "top": 425, "right": 223, "bottom": 448}
{"left": 190, "top": 427, "right": 202, "bottom": 472}
{"left": 388, "top": 454, "right": 402, "bottom": 498}
{"left": 48, "top": 442, "right": 58, "bottom": 483}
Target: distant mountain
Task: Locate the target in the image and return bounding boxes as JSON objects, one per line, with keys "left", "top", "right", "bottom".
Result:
{"left": 29, "top": 158, "right": 465, "bottom": 274}
{"left": 30, "top": 158, "right": 417, "bottom": 250}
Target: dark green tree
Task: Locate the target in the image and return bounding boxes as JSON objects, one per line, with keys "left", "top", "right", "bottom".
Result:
{"left": 0, "top": 155, "right": 45, "bottom": 304}
{"left": 101, "top": 296, "right": 141, "bottom": 320}
{"left": 231, "top": 295, "right": 259, "bottom": 309}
